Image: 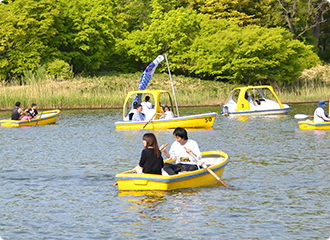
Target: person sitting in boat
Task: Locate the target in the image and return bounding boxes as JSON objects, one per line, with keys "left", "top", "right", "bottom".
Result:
{"left": 125, "top": 102, "right": 138, "bottom": 121}
{"left": 161, "top": 127, "right": 201, "bottom": 175}
{"left": 132, "top": 133, "right": 164, "bottom": 175}
{"left": 20, "top": 114, "right": 31, "bottom": 121}
{"left": 245, "top": 92, "right": 255, "bottom": 105}
{"left": 141, "top": 96, "right": 153, "bottom": 110}
{"left": 314, "top": 100, "right": 330, "bottom": 123}
{"left": 159, "top": 106, "right": 174, "bottom": 119}
{"left": 132, "top": 104, "right": 146, "bottom": 121}
{"left": 11, "top": 101, "right": 23, "bottom": 120}
{"left": 27, "top": 103, "right": 39, "bottom": 119}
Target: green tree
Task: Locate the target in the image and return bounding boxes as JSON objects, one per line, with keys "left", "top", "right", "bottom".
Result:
{"left": 0, "top": 0, "right": 120, "bottom": 79}
{"left": 113, "top": 0, "right": 152, "bottom": 32}
{"left": 0, "top": 0, "right": 60, "bottom": 80}
{"left": 54, "top": 0, "right": 118, "bottom": 73}
{"left": 185, "top": 18, "right": 321, "bottom": 85}
{"left": 276, "top": 0, "right": 330, "bottom": 59}
{"left": 123, "top": 7, "right": 202, "bottom": 72}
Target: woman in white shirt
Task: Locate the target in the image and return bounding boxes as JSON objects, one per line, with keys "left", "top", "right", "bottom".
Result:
{"left": 160, "top": 106, "right": 174, "bottom": 119}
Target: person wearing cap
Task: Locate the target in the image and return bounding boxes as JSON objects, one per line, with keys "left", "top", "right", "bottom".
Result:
{"left": 11, "top": 101, "right": 23, "bottom": 120}
{"left": 313, "top": 100, "right": 330, "bottom": 123}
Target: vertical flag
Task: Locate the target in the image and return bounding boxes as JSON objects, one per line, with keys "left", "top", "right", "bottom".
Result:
{"left": 134, "top": 55, "right": 164, "bottom": 104}
{"left": 138, "top": 55, "right": 164, "bottom": 90}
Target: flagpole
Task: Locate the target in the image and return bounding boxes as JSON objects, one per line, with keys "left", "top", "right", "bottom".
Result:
{"left": 165, "top": 53, "right": 180, "bottom": 116}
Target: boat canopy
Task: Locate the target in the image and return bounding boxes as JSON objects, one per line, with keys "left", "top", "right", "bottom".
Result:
{"left": 122, "top": 90, "right": 176, "bottom": 120}
{"left": 224, "top": 85, "right": 285, "bottom": 113}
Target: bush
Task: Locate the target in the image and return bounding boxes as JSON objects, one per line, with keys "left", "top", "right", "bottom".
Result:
{"left": 47, "top": 59, "right": 73, "bottom": 81}
{"left": 22, "top": 65, "right": 49, "bottom": 84}
{"left": 185, "top": 18, "right": 321, "bottom": 85}
{"left": 296, "top": 64, "right": 330, "bottom": 88}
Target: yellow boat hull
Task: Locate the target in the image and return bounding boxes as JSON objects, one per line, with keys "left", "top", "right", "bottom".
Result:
{"left": 115, "top": 112, "right": 216, "bottom": 130}
{"left": 0, "top": 110, "right": 60, "bottom": 127}
{"left": 115, "top": 150, "right": 229, "bottom": 191}
{"left": 298, "top": 120, "right": 330, "bottom": 130}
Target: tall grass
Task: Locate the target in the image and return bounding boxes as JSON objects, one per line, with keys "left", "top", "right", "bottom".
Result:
{"left": 277, "top": 64, "right": 330, "bottom": 103}
{"left": 0, "top": 65, "right": 329, "bottom": 110}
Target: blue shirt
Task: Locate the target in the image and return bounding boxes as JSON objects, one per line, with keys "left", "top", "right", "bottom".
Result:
{"left": 132, "top": 112, "right": 145, "bottom": 121}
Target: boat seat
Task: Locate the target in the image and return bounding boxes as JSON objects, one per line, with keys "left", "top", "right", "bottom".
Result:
{"left": 128, "top": 113, "right": 134, "bottom": 120}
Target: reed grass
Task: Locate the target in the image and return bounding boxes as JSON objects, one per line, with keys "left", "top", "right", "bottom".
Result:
{"left": 0, "top": 66, "right": 329, "bottom": 110}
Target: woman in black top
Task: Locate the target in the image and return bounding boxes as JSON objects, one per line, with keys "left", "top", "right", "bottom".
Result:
{"left": 134, "top": 133, "right": 164, "bottom": 175}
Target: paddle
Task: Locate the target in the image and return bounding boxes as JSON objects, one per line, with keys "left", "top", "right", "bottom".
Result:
{"left": 294, "top": 114, "right": 313, "bottom": 120}
{"left": 142, "top": 113, "right": 156, "bottom": 129}
{"left": 35, "top": 111, "right": 43, "bottom": 126}
{"left": 186, "top": 148, "right": 229, "bottom": 187}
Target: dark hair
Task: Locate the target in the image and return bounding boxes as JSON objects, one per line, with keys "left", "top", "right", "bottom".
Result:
{"left": 173, "top": 127, "right": 188, "bottom": 140}
{"left": 143, "top": 133, "right": 161, "bottom": 158}
{"left": 15, "top": 101, "right": 21, "bottom": 107}
{"left": 133, "top": 102, "right": 138, "bottom": 109}
{"left": 164, "top": 105, "right": 170, "bottom": 111}
{"left": 31, "top": 103, "right": 37, "bottom": 107}
{"left": 145, "top": 96, "right": 150, "bottom": 101}
{"left": 137, "top": 104, "right": 142, "bottom": 108}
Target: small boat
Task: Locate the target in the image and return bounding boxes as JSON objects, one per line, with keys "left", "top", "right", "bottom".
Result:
{"left": 115, "top": 90, "right": 217, "bottom": 130}
{"left": 221, "top": 85, "right": 290, "bottom": 116}
{"left": 298, "top": 120, "right": 330, "bottom": 130}
{"left": 115, "top": 150, "right": 229, "bottom": 191}
{"left": 0, "top": 110, "right": 60, "bottom": 127}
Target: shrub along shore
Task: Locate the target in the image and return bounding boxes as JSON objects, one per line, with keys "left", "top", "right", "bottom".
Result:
{"left": 0, "top": 71, "right": 329, "bottom": 110}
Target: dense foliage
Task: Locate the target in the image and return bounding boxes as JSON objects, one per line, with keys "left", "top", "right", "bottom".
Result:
{"left": 0, "top": 0, "right": 328, "bottom": 85}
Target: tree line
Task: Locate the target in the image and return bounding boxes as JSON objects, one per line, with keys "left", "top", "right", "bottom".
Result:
{"left": 0, "top": 0, "right": 329, "bottom": 86}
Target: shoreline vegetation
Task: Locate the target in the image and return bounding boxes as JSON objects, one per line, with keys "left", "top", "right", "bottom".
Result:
{"left": 0, "top": 66, "right": 329, "bottom": 111}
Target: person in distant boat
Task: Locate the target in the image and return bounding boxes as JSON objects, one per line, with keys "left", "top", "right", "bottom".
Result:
{"left": 27, "top": 103, "right": 39, "bottom": 119}
{"left": 161, "top": 127, "right": 201, "bottom": 175}
{"left": 125, "top": 101, "right": 138, "bottom": 121}
{"left": 20, "top": 114, "right": 31, "bottom": 121}
{"left": 245, "top": 92, "right": 255, "bottom": 105}
{"left": 132, "top": 104, "right": 146, "bottom": 121}
{"left": 132, "top": 133, "right": 164, "bottom": 175}
{"left": 159, "top": 106, "right": 174, "bottom": 119}
{"left": 11, "top": 101, "right": 23, "bottom": 120}
{"left": 314, "top": 100, "right": 330, "bottom": 123}
{"left": 141, "top": 96, "right": 153, "bottom": 110}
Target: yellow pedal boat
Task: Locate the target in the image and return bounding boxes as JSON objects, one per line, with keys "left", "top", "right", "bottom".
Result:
{"left": 0, "top": 110, "right": 60, "bottom": 127}
{"left": 115, "top": 90, "right": 217, "bottom": 130}
{"left": 298, "top": 120, "right": 330, "bottom": 130}
{"left": 221, "top": 86, "right": 290, "bottom": 116}
{"left": 115, "top": 150, "right": 229, "bottom": 191}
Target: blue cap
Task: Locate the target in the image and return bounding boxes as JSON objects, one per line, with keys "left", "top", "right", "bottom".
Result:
{"left": 318, "top": 100, "right": 326, "bottom": 108}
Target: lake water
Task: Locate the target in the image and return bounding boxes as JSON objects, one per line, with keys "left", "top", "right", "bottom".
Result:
{"left": 0, "top": 104, "right": 329, "bottom": 240}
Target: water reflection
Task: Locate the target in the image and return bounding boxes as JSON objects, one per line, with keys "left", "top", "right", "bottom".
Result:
{"left": 119, "top": 191, "right": 167, "bottom": 212}
{"left": 1, "top": 105, "right": 329, "bottom": 239}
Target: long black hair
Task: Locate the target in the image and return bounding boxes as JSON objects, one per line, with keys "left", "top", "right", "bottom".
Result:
{"left": 143, "top": 133, "right": 161, "bottom": 158}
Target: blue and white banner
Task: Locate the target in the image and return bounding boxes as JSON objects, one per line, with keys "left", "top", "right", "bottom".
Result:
{"left": 138, "top": 55, "right": 164, "bottom": 90}
{"left": 133, "top": 55, "right": 164, "bottom": 105}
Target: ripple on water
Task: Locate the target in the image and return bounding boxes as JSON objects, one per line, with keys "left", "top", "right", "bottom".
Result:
{"left": 0, "top": 106, "right": 329, "bottom": 239}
